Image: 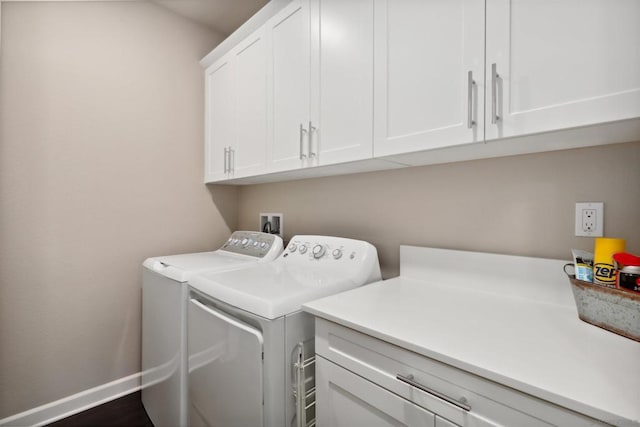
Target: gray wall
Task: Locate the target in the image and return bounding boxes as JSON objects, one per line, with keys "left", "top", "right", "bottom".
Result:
{"left": 238, "top": 141, "right": 640, "bottom": 278}
{"left": 0, "top": 1, "right": 237, "bottom": 418}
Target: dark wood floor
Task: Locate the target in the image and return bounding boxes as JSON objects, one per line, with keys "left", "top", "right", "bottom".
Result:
{"left": 47, "top": 392, "right": 154, "bottom": 427}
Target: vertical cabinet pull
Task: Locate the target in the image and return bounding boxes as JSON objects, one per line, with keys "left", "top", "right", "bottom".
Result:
{"left": 299, "top": 124, "right": 308, "bottom": 160}
{"left": 491, "top": 63, "right": 500, "bottom": 124}
{"left": 229, "top": 147, "right": 235, "bottom": 174}
{"left": 308, "top": 121, "right": 317, "bottom": 159}
{"left": 467, "top": 71, "right": 476, "bottom": 129}
{"left": 223, "top": 147, "right": 229, "bottom": 174}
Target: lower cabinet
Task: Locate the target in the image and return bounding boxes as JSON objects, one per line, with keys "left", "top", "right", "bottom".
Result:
{"left": 436, "top": 416, "right": 460, "bottom": 427}
{"left": 317, "top": 357, "right": 437, "bottom": 426}
{"left": 314, "top": 318, "right": 607, "bottom": 427}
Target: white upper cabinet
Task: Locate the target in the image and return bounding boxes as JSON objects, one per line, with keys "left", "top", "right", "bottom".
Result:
{"left": 268, "top": 0, "right": 311, "bottom": 173}
{"left": 485, "top": 0, "right": 640, "bottom": 140}
{"left": 204, "top": 55, "right": 235, "bottom": 183}
{"left": 203, "top": 0, "right": 640, "bottom": 184}
{"left": 310, "top": 0, "right": 375, "bottom": 166}
{"left": 373, "top": 0, "right": 485, "bottom": 158}
{"left": 268, "top": 0, "right": 376, "bottom": 173}
{"left": 204, "top": 29, "right": 268, "bottom": 183}
{"left": 232, "top": 29, "right": 268, "bottom": 178}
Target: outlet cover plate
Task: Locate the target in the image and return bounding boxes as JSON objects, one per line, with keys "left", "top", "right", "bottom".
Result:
{"left": 575, "top": 202, "right": 603, "bottom": 237}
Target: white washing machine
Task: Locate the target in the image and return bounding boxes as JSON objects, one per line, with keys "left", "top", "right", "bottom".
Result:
{"left": 141, "top": 231, "right": 283, "bottom": 427}
{"left": 187, "top": 235, "right": 381, "bottom": 427}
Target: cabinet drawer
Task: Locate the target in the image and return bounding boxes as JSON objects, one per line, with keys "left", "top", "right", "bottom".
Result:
{"left": 317, "top": 357, "right": 436, "bottom": 426}
{"left": 315, "top": 319, "right": 607, "bottom": 427}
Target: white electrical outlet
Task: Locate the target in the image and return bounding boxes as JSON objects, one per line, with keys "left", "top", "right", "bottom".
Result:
{"left": 575, "top": 202, "right": 603, "bottom": 237}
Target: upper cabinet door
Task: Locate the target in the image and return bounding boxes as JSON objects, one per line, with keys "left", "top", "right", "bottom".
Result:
{"left": 486, "top": 0, "right": 640, "bottom": 140}
{"left": 204, "top": 56, "right": 235, "bottom": 183}
{"left": 310, "top": 0, "right": 375, "bottom": 166}
{"left": 268, "top": 0, "right": 311, "bottom": 173}
{"left": 233, "top": 29, "right": 268, "bottom": 178}
{"left": 373, "top": 0, "right": 485, "bottom": 158}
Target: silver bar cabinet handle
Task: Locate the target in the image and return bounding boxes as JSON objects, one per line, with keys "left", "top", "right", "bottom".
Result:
{"left": 396, "top": 374, "right": 471, "bottom": 412}
{"left": 299, "top": 124, "right": 308, "bottom": 160}
{"left": 229, "top": 147, "right": 235, "bottom": 174}
{"left": 467, "top": 70, "right": 475, "bottom": 129}
{"left": 308, "top": 121, "right": 316, "bottom": 158}
{"left": 491, "top": 63, "right": 500, "bottom": 124}
{"left": 223, "top": 147, "right": 229, "bottom": 174}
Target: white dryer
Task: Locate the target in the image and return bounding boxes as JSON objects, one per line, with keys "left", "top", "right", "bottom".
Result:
{"left": 187, "top": 235, "right": 381, "bottom": 427}
{"left": 141, "top": 231, "right": 283, "bottom": 427}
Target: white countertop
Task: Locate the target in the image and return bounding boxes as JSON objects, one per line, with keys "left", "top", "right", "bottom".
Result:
{"left": 303, "top": 246, "right": 640, "bottom": 426}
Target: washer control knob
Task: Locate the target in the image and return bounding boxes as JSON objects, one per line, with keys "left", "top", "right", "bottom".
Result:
{"left": 299, "top": 245, "right": 308, "bottom": 254}
{"left": 332, "top": 249, "right": 343, "bottom": 260}
{"left": 253, "top": 241, "right": 259, "bottom": 247}
{"left": 289, "top": 244, "right": 297, "bottom": 252}
{"left": 313, "top": 245, "right": 326, "bottom": 259}
{"left": 260, "top": 242, "right": 267, "bottom": 249}
{"left": 241, "top": 238, "right": 250, "bottom": 247}
{"left": 233, "top": 238, "right": 240, "bottom": 245}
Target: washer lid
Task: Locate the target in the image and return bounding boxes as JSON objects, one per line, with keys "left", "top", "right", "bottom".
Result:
{"left": 190, "top": 263, "right": 365, "bottom": 320}
{"left": 143, "top": 251, "right": 257, "bottom": 283}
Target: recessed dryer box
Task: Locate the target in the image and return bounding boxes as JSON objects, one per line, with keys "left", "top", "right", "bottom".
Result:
{"left": 260, "top": 213, "right": 283, "bottom": 238}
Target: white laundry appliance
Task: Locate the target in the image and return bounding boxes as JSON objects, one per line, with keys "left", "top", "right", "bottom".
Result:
{"left": 187, "top": 235, "right": 381, "bottom": 427}
{"left": 141, "top": 231, "right": 283, "bottom": 427}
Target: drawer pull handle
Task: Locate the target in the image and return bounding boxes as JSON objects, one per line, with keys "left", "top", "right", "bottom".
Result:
{"left": 396, "top": 374, "right": 471, "bottom": 412}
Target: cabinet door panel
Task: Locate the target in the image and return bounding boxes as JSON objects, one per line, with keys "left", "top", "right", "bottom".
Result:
{"left": 436, "top": 416, "right": 460, "bottom": 427}
{"left": 233, "top": 31, "right": 268, "bottom": 178}
{"left": 374, "top": 0, "right": 485, "bottom": 157}
{"left": 311, "top": 0, "right": 374, "bottom": 166}
{"left": 317, "top": 357, "right": 435, "bottom": 427}
{"left": 486, "top": 0, "right": 640, "bottom": 140}
{"left": 269, "top": 0, "right": 311, "bottom": 172}
{"left": 204, "top": 57, "right": 234, "bottom": 182}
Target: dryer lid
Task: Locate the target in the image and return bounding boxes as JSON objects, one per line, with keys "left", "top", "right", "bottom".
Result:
{"left": 143, "top": 231, "right": 283, "bottom": 282}
{"left": 143, "top": 251, "right": 256, "bottom": 283}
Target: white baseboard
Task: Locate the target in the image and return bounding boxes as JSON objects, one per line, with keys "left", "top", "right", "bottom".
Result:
{"left": 0, "top": 372, "right": 141, "bottom": 427}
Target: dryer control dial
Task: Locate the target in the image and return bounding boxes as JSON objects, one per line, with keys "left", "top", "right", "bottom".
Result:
{"left": 289, "top": 243, "right": 297, "bottom": 252}
{"left": 312, "top": 244, "right": 326, "bottom": 259}
{"left": 241, "top": 238, "right": 250, "bottom": 247}
{"left": 299, "top": 245, "right": 308, "bottom": 254}
{"left": 332, "top": 249, "right": 343, "bottom": 260}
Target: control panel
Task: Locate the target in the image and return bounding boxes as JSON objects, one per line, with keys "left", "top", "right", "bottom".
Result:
{"left": 280, "top": 235, "right": 381, "bottom": 286}
{"left": 221, "top": 231, "right": 283, "bottom": 259}
{"left": 283, "top": 236, "right": 365, "bottom": 263}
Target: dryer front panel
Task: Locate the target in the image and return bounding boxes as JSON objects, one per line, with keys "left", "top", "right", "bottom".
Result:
{"left": 188, "top": 298, "right": 264, "bottom": 427}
